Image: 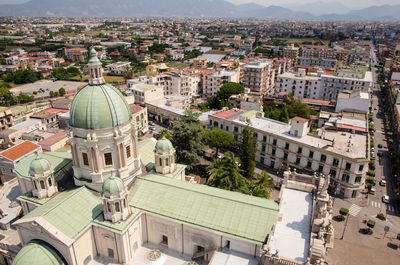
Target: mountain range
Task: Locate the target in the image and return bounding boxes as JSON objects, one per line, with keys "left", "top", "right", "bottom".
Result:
{"left": 0, "top": 0, "right": 399, "bottom": 21}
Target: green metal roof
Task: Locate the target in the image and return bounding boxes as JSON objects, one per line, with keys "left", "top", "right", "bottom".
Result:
{"left": 88, "top": 48, "right": 101, "bottom": 65}
{"left": 29, "top": 156, "right": 51, "bottom": 174}
{"left": 138, "top": 139, "right": 157, "bottom": 171}
{"left": 129, "top": 175, "right": 279, "bottom": 243}
{"left": 102, "top": 176, "right": 125, "bottom": 194}
{"left": 21, "top": 187, "right": 103, "bottom": 240}
{"left": 155, "top": 137, "right": 173, "bottom": 151}
{"left": 13, "top": 240, "right": 66, "bottom": 265}
{"left": 69, "top": 83, "right": 131, "bottom": 130}
{"left": 15, "top": 152, "right": 72, "bottom": 182}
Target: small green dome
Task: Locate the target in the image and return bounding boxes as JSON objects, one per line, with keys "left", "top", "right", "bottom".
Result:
{"left": 102, "top": 176, "right": 125, "bottom": 194}
{"left": 29, "top": 156, "right": 51, "bottom": 174}
{"left": 13, "top": 240, "right": 66, "bottom": 265}
{"left": 70, "top": 83, "right": 131, "bottom": 130}
{"left": 88, "top": 48, "right": 101, "bottom": 65}
{"left": 155, "top": 137, "right": 173, "bottom": 151}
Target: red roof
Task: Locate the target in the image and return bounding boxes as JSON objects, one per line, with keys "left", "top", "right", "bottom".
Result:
{"left": 129, "top": 104, "right": 144, "bottom": 114}
{"left": 292, "top": 116, "right": 309, "bottom": 123}
{"left": 0, "top": 141, "right": 40, "bottom": 161}
{"left": 40, "top": 107, "right": 69, "bottom": 115}
{"left": 39, "top": 132, "right": 68, "bottom": 147}
{"left": 211, "top": 109, "right": 247, "bottom": 120}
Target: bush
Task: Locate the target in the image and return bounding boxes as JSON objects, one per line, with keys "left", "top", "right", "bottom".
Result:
{"left": 367, "top": 219, "right": 376, "bottom": 229}
{"left": 366, "top": 177, "right": 375, "bottom": 184}
{"left": 339, "top": 208, "right": 349, "bottom": 216}
{"left": 367, "top": 170, "right": 375, "bottom": 176}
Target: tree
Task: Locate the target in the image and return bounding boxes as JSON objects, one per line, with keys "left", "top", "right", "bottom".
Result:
{"left": 58, "top": 87, "right": 66, "bottom": 96}
{"left": 207, "top": 151, "right": 248, "bottom": 193}
{"left": 339, "top": 207, "right": 349, "bottom": 221}
{"left": 216, "top": 82, "right": 244, "bottom": 101}
{"left": 172, "top": 111, "right": 205, "bottom": 170}
{"left": 203, "top": 129, "right": 234, "bottom": 158}
{"left": 238, "top": 126, "right": 257, "bottom": 179}
{"left": 250, "top": 171, "right": 274, "bottom": 199}
{"left": 156, "top": 128, "right": 172, "bottom": 141}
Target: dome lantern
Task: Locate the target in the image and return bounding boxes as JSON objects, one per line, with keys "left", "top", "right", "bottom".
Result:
{"left": 101, "top": 176, "right": 131, "bottom": 223}
{"left": 154, "top": 137, "right": 176, "bottom": 174}
{"left": 29, "top": 155, "right": 58, "bottom": 199}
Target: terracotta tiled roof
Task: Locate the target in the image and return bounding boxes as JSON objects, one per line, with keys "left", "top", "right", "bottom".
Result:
{"left": 129, "top": 104, "right": 144, "bottom": 114}
{"left": 292, "top": 116, "right": 309, "bottom": 123}
{"left": 39, "top": 131, "right": 68, "bottom": 147}
{"left": 0, "top": 141, "right": 40, "bottom": 161}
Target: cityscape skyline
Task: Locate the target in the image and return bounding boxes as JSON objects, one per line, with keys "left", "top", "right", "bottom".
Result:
{"left": 0, "top": 0, "right": 399, "bottom": 9}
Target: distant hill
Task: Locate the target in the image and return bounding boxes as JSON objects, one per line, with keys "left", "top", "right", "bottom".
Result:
{"left": 0, "top": 0, "right": 398, "bottom": 21}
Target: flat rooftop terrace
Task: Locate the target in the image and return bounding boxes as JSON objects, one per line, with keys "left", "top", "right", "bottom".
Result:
{"left": 269, "top": 188, "right": 312, "bottom": 263}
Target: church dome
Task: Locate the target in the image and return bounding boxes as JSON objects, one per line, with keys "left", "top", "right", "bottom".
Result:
{"left": 102, "top": 176, "right": 125, "bottom": 194}
{"left": 69, "top": 47, "right": 131, "bottom": 130}
{"left": 155, "top": 137, "right": 173, "bottom": 151}
{"left": 69, "top": 83, "right": 131, "bottom": 130}
{"left": 29, "top": 156, "right": 51, "bottom": 175}
{"left": 13, "top": 240, "right": 66, "bottom": 265}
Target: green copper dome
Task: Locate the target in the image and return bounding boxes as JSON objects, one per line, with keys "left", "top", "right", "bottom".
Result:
{"left": 102, "top": 176, "right": 125, "bottom": 194}
{"left": 29, "top": 156, "right": 51, "bottom": 174}
{"left": 13, "top": 240, "right": 66, "bottom": 265}
{"left": 155, "top": 137, "right": 173, "bottom": 151}
{"left": 70, "top": 83, "right": 131, "bottom": 130}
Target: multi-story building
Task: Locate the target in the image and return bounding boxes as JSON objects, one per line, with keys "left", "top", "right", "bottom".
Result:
{"left": 192, "top": 58, "right": 207, "bottom": 68}
{"left": 0, "top": 109, "right": 13, "bottom": 130}
{"left": 129, "top": 104, "right": 149, "bottom": 135}
{"left": 201, "top": 69, "right": 241, "bottom": 97}
{"left": 64, "top": 48, "right": 87, "bottom": 62}
{"left": 282, "top": 44, "right": 299, "bottom": 60}
{"left": 106, "top": 61, "right": 131, "bottom": 74}
{"left": 302, "top": 48, "right": 348, "bottom": 62}
{"left": 208, "top": 109, "right": 369, "bottom": 198}
{"left": 243, "top": 60, "right": 275, "bottom": 94}
{"left": 297, "top": 57, "right": 337, "bottom": 69}
{"left": 275, "top": 68, "right": 373, "bottom": 101}
{"left": 126, "top": 83, "right": 164, "bottom": 106}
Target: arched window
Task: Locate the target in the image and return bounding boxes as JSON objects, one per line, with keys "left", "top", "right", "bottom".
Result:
{"left": 159, "top": 158, "right": 162, "bottom": 166}
{"left": 123, "top": 199, "right": 126, "bottom": 208}
{"left": 115, "top": 202, "right": 120, "bottom": 212}
{"left": 107, "top": 202, "right": 111, "bottom": 212}
{"left": 40, "top": 180, "right": 45, "bottom": 189}
{"left": 166, "top": 158, "right": 169, "bottom": 166}
{"left": 33, "top": 181, "right": 37, "bottom": 189}
{"left": 48, "top": 177, "right": 52, "bottom": 186}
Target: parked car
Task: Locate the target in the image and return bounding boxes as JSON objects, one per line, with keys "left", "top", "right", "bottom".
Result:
{"left": 378, "top": 144, "right": 383, "bottom": 148}
{"left": 382, "top": 195, "right": 390, "bottom": 204}
{"left": 369, "top": 188, "right": 375, "bottom": 195}
{"left": 379, "top": 180, "right": 386, "bottom": 186}
{"left": 378, "top": 151, "right": 384, "bottom": 157}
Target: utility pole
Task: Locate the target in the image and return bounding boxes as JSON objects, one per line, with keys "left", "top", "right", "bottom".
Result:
{"left": 341, "top": 214, "right": 350, "bottom": 240}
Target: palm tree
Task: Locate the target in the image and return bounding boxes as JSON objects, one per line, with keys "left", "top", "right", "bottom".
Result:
{"left": 250, "top": 171, "right": 274, "bottom": 199}
{"left": 156, "top": 128, "right": 172, "bottom": 141}
{"left": 207, "top": 152, "right": 248, "bottom": 193}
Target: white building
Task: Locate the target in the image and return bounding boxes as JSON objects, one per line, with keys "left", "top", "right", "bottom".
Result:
{"left": 208, "top": 109, "right": 369, "bottom": 198}
{"left": 106, "top": 61, "right": 131, "bottom": 74}
{"left": 275, "top": 68, "right": 373, "bottom": 101}
{"left": 335, "top": 90, "right": 370, "bottom": 114}
{"left": 202, "top": 69, "right": 240, "bottom": 97}
{"left": 126, "top": 82, "right": 164, "bottom": 106}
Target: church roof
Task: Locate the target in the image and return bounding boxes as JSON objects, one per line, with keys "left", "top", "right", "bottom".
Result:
{"left": 69, "top": 83, "right": 131, "bottom": 130}
{"left": 15, "top": 151, "right": 72, "bottom": 182}
{"left": 129, "top": 175, "right": 279, "bottom": 244}
{"left": 19, "top": 187, "right": 103, "bottom": 240}
{"left": 13, "top": 240, "right": 66, "bottom": 265}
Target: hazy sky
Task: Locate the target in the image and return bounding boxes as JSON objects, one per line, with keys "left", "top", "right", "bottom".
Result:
{"left": 0, "top": 0, "right": 398, "bottom": 9}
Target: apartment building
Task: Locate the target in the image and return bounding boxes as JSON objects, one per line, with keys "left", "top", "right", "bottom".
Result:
{"left": 126, "top": 82, "right": 164, "bottom": 106}
{"left": 106, "top": 61, "right": 131, "bottom": 74}
{"left": 160, "top": 72, "right": 201, "bottom": 99}
{"left": 201, "top": 69, "right": 240, "bottom": 97}
{"left": 302, "top": 48, "right": 347, "bottom": 62}
{"left": 275, "top": 68, "right": 373, "bottom": 101}
{"left": 282, "top": 44, "right": 300, "bottom": 60}
{"left": 297, "top": 57, "right": 337, "bottom": 69}
{"left": 129, "top": 104, "right": 149, "bottom": 135}
{"left": 0, "top": 109, "right": 13, "bottom": 130}
{"left": 243, "top": 60, "right": 275, "bottom": 94}
{"left": 208, "top": 109, "right": 369, "bottom": 198}
{"left": 64, "top": 48, "right": 87, "bottom": 62}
